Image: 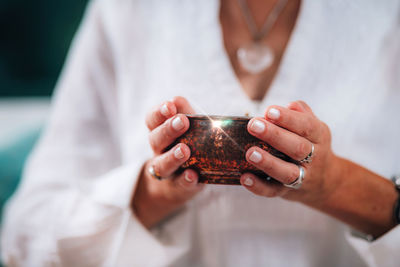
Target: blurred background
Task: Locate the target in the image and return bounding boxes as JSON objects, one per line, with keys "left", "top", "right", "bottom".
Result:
{"left": 0, "top": 0, "right": 88, "bottom": 260}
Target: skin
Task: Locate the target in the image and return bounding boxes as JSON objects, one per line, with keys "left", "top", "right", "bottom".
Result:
{"left": 220, "top": 0, "right": 301, "bottom": 101}
{"left": 132, "top": 0, "right": 398, "bottom": 237}
{"left": 132, "top": 96, "right": 204, "bottom": 228}
{"left": 242, "top": 101, "right": 397, "bottom": 237}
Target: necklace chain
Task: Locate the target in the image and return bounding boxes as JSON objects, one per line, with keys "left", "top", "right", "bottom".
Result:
{"left": 236, "top": 0, "right": 289, "bottom": 41}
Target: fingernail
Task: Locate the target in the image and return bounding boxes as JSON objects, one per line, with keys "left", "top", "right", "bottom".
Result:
{"left": 249, "top": 151, "right": 262, "bottom": 163}
{"left": 172, "top": 117, "right": 184, "bottom": 131}
{"left": 160, "top": 104, "right": 170, "bottom": 117}
{"left": 174, "top": 146, "right": 184, "bottom": 159}
{"left": 268, "top": 108, "right": 280, "bottom": 120}
{"left": 250, "top": 119, "right": 265, "bottom": 133}
{"left": 244, "top": 177, "right": 254, "bottom": 187}
{"left": 185, "top": 172, "right": 193, "bottom": 183}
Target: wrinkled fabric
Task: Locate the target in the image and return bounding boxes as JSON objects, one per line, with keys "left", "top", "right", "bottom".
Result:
{"left": 2, "top": 0, "right": 400, "bottom": 266}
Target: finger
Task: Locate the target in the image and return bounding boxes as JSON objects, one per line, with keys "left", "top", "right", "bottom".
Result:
{"left": 248, "top": 118, "right": 314, "bottom": 161}
{"left": 149, "top": 114, "right": 190, "bottom": 154}
{"left": 146, "top": 101, "right": 178, "bottom": 131}
{"left": 170, "top": 169, "right": 204, "bottom": 201}
{"left": 240, "top": 172, "right": 290, "bottom": 198}
{"left": 158, "top": 169, "right": 203, "bottom": 204}
{"left": 264, "top": 106, "right": 322, "bottom": 143}
{"left": 172, "top": 96, "right": 196, "bottom": 114}
{"left": 150, "top": 143, "right": 191, "bottom": 178}
{"left": 287, "top": 100, "right": 314, "bottom": 114}
{"left": 245, "top": 146, "right": 302, "bottom": 185}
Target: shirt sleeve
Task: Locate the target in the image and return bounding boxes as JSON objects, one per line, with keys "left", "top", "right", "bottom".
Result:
{"left": 346, "top": 226, "right": 400, "bottom": 267}
{"left": 0, "top": 1, "right": 192, "bottom": 266}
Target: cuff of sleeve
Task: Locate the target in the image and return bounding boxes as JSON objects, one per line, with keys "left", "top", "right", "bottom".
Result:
{"left": 114, "top": 208, "right": 192, "bottom": 266}
{"left": 83, "top": 161, "right": 192, "bottom": 265}
{"left": 346, "top": 226, "right": 400, "bottom": 267}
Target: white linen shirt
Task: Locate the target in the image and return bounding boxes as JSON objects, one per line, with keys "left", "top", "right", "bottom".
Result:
{"left": 2, "top": 0, "right": 400, "bottom": 266}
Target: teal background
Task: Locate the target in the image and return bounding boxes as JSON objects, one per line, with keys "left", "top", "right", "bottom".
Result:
{"left": 0, "top": 128, "right": 42, "bottom": 223}
{"left": 1, "top": 1, "right": 88, "bottom": 265}
{"left": 0, "top": 0, "right": 89, "bottom": 96}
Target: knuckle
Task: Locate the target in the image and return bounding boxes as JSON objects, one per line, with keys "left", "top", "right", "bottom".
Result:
{"left": 163, "top": 151, "right": 174, "bottom": 168}
{"left": 297, "top": 100, "right": 306, "bottom": 107}
{"left": 300, "top": 119, "right": 313, "bottom": 138}
{"left": 286, "top": 167, "right": 299, "bottom": 184}
{"left": 282, "top": 113, "right": 292, "bottom": 126}
{"left": 294, "top": 142, "right": 308, "bottom": 160}
{"left": 145, "top": 112, "right": 155, "bottom": 129}
{"left": 160, "top": 151, "right": 180, "bottom": 177}
{"left": 261, "top": 157, "right": 274, "bottom": 174}
{"left": 320, "top": 121, "right": 331, "bottom": 142}
{"left": 150, "top": 106, "right": 163, "bottom": 124}
{"left": 162, "top": 121, "right": 174, "bottom": 139}
{"left": 268, "top": 126, "right": 281, "bottom": 144}
{"left": 167, "top": 101, "right": 177, "bottom": 115}
{"left": 298, "top": 100, "right": 310, "bottom": 112}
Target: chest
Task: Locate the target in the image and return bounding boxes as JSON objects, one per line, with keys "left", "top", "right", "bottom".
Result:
{"left": 219, "top": 0, "right": 301, "bottom": 101}
{"left": 112, "top": 0, "right": 400, "bottom": 177}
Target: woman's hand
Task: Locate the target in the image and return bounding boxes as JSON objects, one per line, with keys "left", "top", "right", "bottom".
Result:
{"left": 241, "top": 100, "right": 398, "bottom": 237}
{"left": 241, "top": 100, "right": 334, "bottom": 203}
{"left": 132, "top": 96, "right": 203, "bottom": 229}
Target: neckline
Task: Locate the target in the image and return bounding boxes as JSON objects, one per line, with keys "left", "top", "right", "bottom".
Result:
{"left": 215, "top": 0, "right": 307, "bottom": 113}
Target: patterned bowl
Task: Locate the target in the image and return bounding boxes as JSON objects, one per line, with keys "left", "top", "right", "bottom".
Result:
{"left": 168, "top": 115, "right": 296, "bottom": 185}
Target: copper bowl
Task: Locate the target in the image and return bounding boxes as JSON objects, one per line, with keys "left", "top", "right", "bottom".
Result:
{"left": 168, "top": 115, "right": 297, "bottom": 185}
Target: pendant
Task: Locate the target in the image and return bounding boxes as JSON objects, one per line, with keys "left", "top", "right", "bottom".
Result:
{"left": 237, "top": 42, "right": 274, "bottom": 74}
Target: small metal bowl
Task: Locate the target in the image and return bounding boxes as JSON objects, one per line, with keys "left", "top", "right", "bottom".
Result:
{"left": 168, "top": 115, "right": 296, "bottom": 185}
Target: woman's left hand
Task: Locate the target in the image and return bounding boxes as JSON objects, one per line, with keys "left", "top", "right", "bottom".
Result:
{"left": 241, "top": 100, "right": 338, "bottom": 204}
{"left": 241, "top": 100, "right": 398, "bottom": 237}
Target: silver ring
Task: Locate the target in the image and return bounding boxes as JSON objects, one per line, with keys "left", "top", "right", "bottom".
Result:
{"left": 284, "top": 166, "right": 305, "bottom": 189}
{"left": 300, "top": 143, "right": 314, "bottom": 164}
{"left": 148, "top": 165, "right": 163, "bottom": 180}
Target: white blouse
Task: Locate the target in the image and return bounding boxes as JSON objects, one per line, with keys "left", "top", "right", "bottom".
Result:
{"left": 2, "top": 0, "right": 400, "bottom": 266}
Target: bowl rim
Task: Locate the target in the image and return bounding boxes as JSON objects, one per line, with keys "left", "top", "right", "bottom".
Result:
{"left": 185, "top": 114, "right": 252, "bottom": 121}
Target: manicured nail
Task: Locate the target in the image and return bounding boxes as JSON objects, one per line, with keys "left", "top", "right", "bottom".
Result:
{"left": 174, "top": 146, "right": 184, "bottom": 159}
{"left": 172, "top": 117, "right": 184, "bottom": 130}
{"left": 250, "top": 119, "right": 265, "bottom": 133}
{"left": 185, "top": 172, "right": 193, "bottom": 183}
{"left": 244, "top": 177, "right": 254, "bottom": 186}
{"left": 160, "top": 104, "right": 170, "bottom": 117}
{"left": 268, "top": 108, "right": 280, "bottom": 120}
{"left": 249, "top": 151, "right": 262, "bottom": 163}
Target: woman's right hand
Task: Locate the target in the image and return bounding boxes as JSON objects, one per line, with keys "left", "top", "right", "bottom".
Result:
{"left": 132, "top": 96, "right": 204, "bottom": 229}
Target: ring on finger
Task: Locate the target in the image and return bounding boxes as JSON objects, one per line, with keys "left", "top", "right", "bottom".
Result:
{"left": 284, "top": 165, "right": 305, "bottom": 190}
{"left": 300, "top": 143, "right": 315, "bottom": 164}
{"left": 148, "top": 165, "right": 164, "bottom": 180}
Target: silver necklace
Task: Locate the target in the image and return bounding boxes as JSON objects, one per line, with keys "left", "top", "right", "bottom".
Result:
{"left": 236, "top": 0, "right": 288, "bottom": 74}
